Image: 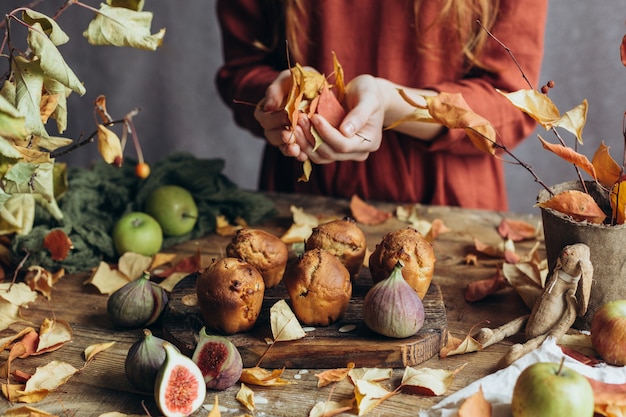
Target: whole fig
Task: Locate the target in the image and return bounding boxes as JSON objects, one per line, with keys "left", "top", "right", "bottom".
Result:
{"left": 192, "top": 326, "right": 243, "bottom": 390}
{"left": 363, "top": 261, "right": 425, "bottom": 338}
{"left": 107, "top": 271, "right": 168, "bottom": 328}
{"left": 125, "top": 329, "right": 168, "bottom": 392}
{"left": 155, "top": 342, "right": 206, "bottom": 417}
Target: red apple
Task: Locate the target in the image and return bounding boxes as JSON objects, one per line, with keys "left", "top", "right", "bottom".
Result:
{"left": 591, "top": 299, "right": 626, "bottom": 365}
{"left": 511, "top": 361, "right": 594, "bottom": 417}
{"left": 113, "top": 212, "right": 163, "bottom": 256}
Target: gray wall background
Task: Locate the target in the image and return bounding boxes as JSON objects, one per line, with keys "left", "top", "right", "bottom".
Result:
{"left": 3, "top": 1, "right": 625, "bottom": 214}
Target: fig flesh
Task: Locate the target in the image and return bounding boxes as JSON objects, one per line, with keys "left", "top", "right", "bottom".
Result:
{"left": 192, "top": 326, "right": 243, "bottom": 390}
{"left": 125, "top": 329, "right": 168, "bottom": 392}
{"left": 363, "top": 261, "right": 425, "bottom": 338}
{"left": 155, "top": 342, "right": 206, "bottom": 417}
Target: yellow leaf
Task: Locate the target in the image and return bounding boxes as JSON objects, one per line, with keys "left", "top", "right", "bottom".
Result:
{"left": 118, "top": 252, "right": 153, "bottom": 280}
{"left": 439, "top": 331, "right": 482, "bottom": 358}
{"left": 593, "top": 141, "right": 622, "bottom": 189}
{"left": 37, "top": 318, "right": 73, "bottom": 353}
{"left": 498, "top": 89, "right": 561, "bottom": 129}
{"left": 348, "top": 367, "right": 393, "bottom": 384}
{"left": 0, "top": 282, "right": 38, "bottom": 306}
{"left": 207, "top": 395, "right": 221, "bottom": 417}
{"left": 354, "top": 379, "right": 393, "bottom": 416}
{"left": 309, "top": 399, "right": 354, "bottom": 417}
{"left": 611, "top": 181, "right": 626, "bottom": 225}
{"left": 84, "top": 341, "right": 116, "bottom": 363}
{"left": 280, "top": 206, "right": 320, "bottom": 244}
{"left": 400, "top": 364, "right": 467, "bottom": 396}
{"left": 236, "top": 383, "right": 255, "bottom": 412}
{"left": 83, "top": 261, "right": 131, "bottom": 294}
{"left": 554, "top": 99, "right": 588, "bottom": 144}
{"left": 96, "top": 124, "right": 123, "bottom": 165}
{"left": 23, "top": 360, "right": 77, "bottom": 393}
{"left": 239, "top": 367, "right": 289, "bottom": 386}
{"left": 270, "top": 299, "right": 306, "bottom": 341}
{"left": 3, "top": 405, "right": 57, "bottom": 416}
{"left": 0, "top": 300, "right": 25, "bottom": 332}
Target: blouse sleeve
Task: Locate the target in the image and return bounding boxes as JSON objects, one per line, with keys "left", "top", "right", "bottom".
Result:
{"left": 215, "top": 0, "right": 286, "bottom": 138}
{"left": 424, "top": 0, "right": 548, "bottom": 155}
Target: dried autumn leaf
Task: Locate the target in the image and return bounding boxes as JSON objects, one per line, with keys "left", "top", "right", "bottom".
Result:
{"left": 24, "top": 266, "right": 65, "bottom": 300}
{"left": 10, "top": 329, "right": 39, "bottom": 360}
{"left": 1, "top": 383, "right": 48, "bottom": 403}
{"left": 611, "top": 181, "right": 626, "bottom": 225}
{"left": 0, "top": 282, "right": 38, "bottom": 306}
{"left": 354, "top": 379, "right": 394, "bottom": 416}
{"left": 270, "top": 299, "right": 306, "bottom": 341}
{"left": 309, "top": 399, "right": 354, "bottom": 417}
{"left": 538, "top": 135, "right": 596, "bottom": 179}
{"left": 537, "top": 190, "right": 607, "bottom": 224}
{"left": 502, "top": 261, "right": 547, "bottom": 310}
{"left": 0, "top": 327, "right": 36, "bottom": 351}
{"left": 348, "top": 367, "right": 393, "bottom": 384}
{"left": 350, "top": 194, "right": 392, "bottom": 225}
{"left": 497, "top": 218, "right": 538, "bottom": 241}
{"left": 3, "top": 405, "right": 57, "bottom": 416}
{"left": 215, "top": 214, "right": 246, "bottom": 236}
{"left": 236, "top": 383, "right": 255, "bottom": 412}
{"left": 239, "top": 367, "right": 289, "bottom": 386}
{"left": 22, "top": 360, "right": 77, "bottom": 394}
{"left": 96, "top": 124, "right": 123, "bottom": 166}
{"left": 280, "top": 205, "right": 321, "bottom": 244}
{"left": 586, "top": 377, "right": 626, "bottom": 411}
{"left": 592, "top": 141, "right": 622, "bottom": 189}
{"left": 118, "top": 252, "right": 153, "bottom": 281}
{"left": 439, "top": 331, "right": 482, "bottom": 358}
{"left": 424, "top": 92, "right": 497, "bottom": 155}
{"left": 498, "top": 89, "right": 561, "bottom": 129}
{"left": 457, "top": 385, "right": 491, "bottom": 417}
{"left": 400, "top": 364, "right": 467, "bottom": 396}
{"left": 315, "top": 362, "right": 355, "bottom": 388}
{"left": 0, "top": 301, "right": 26, "bottom": 332}
{"left": 83, "top": 341, "right": 116, "bottom": 363}
{"left": 316, "top": 82, "right": 345, "bottom": 129}
{"left": 552, "top": 99, "right": 588, "bottom": 144}
{"left": 464, "top": 269, "right": 507, "bottom": 302}
{"left": 474, "top": 238, "right": 518, "bottom": 263}
{"left": 37, "top": 318, "right": 72, "bottom": 353}
{"left": 84, "top": 261, "right": 131, "bottom": 294}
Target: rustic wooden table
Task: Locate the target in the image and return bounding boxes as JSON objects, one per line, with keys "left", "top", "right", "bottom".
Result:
{"left": 0, "top": 192, "right": 541, "bottom": 417}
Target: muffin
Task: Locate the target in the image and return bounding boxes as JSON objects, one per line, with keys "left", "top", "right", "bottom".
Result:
{"left": 283, "top": 248, "right": 352, "bottom": 326}
{"left": 226, "top": 228, "right": 289, "bottom": 288}
{"left": 369, "top": 227, "right": 436, "bottom": 299}
{"left": 195, "top": 257, "right": 265, "bottom": 334}
{"left": 305, "top": 217, "right": 366, "bottom": 281}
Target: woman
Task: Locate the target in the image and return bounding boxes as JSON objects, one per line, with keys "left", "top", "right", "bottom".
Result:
{"left": 215, "top": 0, "right": 547, "bottom": 210}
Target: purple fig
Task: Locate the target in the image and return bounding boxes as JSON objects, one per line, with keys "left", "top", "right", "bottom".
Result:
{"left": 191, "top": 326, "right": 243, "bottom": 390}
{"left": 124, "top": 329, "right": 168, "bottom": 392}
{"left": 107, "top": 271, "right": 168, "bottom": 328}
{"left": 155, "top": 342, "right": 206, "bottom": 417}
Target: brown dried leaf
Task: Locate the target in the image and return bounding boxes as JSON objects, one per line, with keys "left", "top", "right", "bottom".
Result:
{"left": 401, "top": 364, "right": 467, "bottom": 396}
{"left": 464, "top": 269, "right": 507, "bottom": 302}
{"left": 621, "top": 34, "right": 626, "bottom": 67}
{"left": 42, "top": 229, "right": 73, "bottom": 261}
{"left": 23, "top": 360, "right": 77, "bottom": 394}
{"left": 236, "top": 382, "right": 256, "bottom": 411}
{"left": 0, "top": 282, "right": 38, "bottom": 306}
{"left": 97, "top": 124, "right": 123, "bottom": 166}
{"left": 458, "top": 385, "right": 492, "bottom": 417}
{"left": 498, "top": 89, "right": 561, "bottom": 129}
{"left": 316, "top": 82, "right": 345, "bottom": 128}
{"left": 118, "top": 252, "right": 153, "bottom": 281}
{"left": 315, "top": 362, "right": 355, "bottom": 388}
{"left": 239, "top": 367, "right": 289, "bottom": 386}
{"left": 611, "top": 180, "right": 626, "bottom": 225}
{"left": 37, "top": 318, "right": 72, "bottom": 353}
{"left": 537, "top": 190, "right": 607, "bottom": 224}
{"left": 24, "top": 266, "right": 64, "bottom": 300}
{"left": 439, "top": 331, "right": 482, "bottom": 358}
{"left": 538, "top": 135, "right": 596, "bottom": 179}
{"left": 474, "top": 238, "right": 518, "bottom": 262}
{"left": 348, "top": 367, "right": 393, "bottom": 384}
{"left": 309, "top": 399, "right": 354, "bottom": 417}
{"left": 280, "top": 206, "right": 321, "bottom": 244}
{"left": 0, "top": 327, "right": 36, "bottom": 351}
{"left": 354, "top": 379, "right": 395, "bottom": 416}
{"left": 350, "top": 194, "right": 392, "bottom": 225}
{"left": 592, "top": 141, "right": 622, "bottom": 189}
{"left": 84, "top": 261, "right": 131, "bottom": 294}
{"left": 502, "top": 261, "right": 547, "bottom": 310}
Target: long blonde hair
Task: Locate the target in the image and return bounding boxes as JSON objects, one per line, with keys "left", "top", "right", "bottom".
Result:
{"left": 282, "top": 0, "right": 500, "bottom": 72}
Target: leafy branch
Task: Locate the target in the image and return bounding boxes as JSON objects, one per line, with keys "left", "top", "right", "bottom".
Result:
{"left": 0, "top": 0, "right": 165, "bottom": 235}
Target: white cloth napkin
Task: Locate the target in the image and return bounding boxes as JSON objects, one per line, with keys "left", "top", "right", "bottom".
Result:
{"left": 419, "top": 337, "right": 626, "bottom": 417}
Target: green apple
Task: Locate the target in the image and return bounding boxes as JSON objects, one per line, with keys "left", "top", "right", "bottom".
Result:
{"left": 113, "top": 212, "right": 163, "bottom": 256}
{"left": 144, "top": 185, "right": 198, "bottom": 236}
{"left": 511, "top": 361, "right": 594, "bottom": 417}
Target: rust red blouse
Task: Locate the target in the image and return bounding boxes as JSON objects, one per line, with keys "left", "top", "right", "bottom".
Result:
{"left": 215, "top": 0, "right": 547, "bottom": 211}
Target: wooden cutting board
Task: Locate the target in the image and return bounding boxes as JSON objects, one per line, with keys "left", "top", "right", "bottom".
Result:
{"left": 162, "top": 272, "right": 447, "bottom": 369}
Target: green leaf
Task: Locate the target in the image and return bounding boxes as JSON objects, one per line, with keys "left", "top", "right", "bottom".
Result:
{"left": 27, "top": 22, "right": 86, "bottom": 95}
{"left": 83, "top": 4, "right": 165, "bottom": 51}
{"left": 12, "top": 56, "right": 45, "bottom": 141}
{"left": 22, "top": 9, "right": 70, "bottom": 46}
{"left": 107, "top": 0, "right": 145, "bottom": 12}
{"left": 0, "top": 193, "right": 36, "bottom": 235}
{"left": 0, "top": 136, "right": 24, "bottom": 159}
